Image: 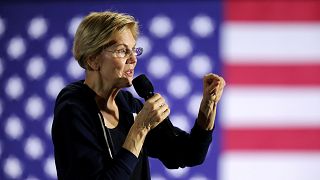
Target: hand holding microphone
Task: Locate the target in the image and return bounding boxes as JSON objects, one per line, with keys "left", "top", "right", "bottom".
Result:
{"left": 132, "top": 74, "right": 171, "bottom": 131}
{"left": 135, "top": 93, "right": 170, "bottom": 131}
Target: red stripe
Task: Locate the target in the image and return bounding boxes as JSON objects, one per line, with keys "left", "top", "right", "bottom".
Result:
{"left": 224, "top": 63, "right": 320, "bottom": 85}
{"left": 222, "top": 127, "right": 320, "bottom": 151}
{"left": 225, "top": 1, "right": 320, "bottom": 21}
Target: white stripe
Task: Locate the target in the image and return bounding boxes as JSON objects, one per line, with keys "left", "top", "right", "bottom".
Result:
{"left": 220, "top": 86, "right": 320, "bottom": 127}
{"left": 221, "top": 23, "right": 320, "bottom": 63}
{"left": 219, "top": 152, "right": 320, "bottom": 180}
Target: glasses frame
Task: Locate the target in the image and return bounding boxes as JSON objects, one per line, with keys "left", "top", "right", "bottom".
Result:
{"left": 104, "top": 44, "right": 143, "bottom": 59}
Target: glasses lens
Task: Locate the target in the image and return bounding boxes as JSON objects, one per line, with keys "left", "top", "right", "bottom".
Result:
{"left": 135, "top": 47, "right": 143, "bottom": 56}
{"left": 116, "top": 49, "right": 126, "bottom": 58}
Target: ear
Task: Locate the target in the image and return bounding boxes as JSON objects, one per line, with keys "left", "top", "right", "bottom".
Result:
{"left": 86, "top": 55, "right": 100, "bottom": 71}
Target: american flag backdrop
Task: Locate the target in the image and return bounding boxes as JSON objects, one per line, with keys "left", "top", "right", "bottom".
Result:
{"left": 219, "top": 1, "right": 320, "bottom": 180}
{"left": 0, "top": 0, "right": 320, "bottom": 180}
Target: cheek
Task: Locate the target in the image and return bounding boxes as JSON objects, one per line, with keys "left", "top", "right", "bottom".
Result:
{"left": 115, "top": 61, "right": 125, "bottom": 69}
{"left": 117, "top": 60, "right": 126, "bottom": 70}
{"left": 102, "top": 58, "right": 123, "bottom": 70}
{"left": 111, "top": 60, "right": 126, "bottom": 77}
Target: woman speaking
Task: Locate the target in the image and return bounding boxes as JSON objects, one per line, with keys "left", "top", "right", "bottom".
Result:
{"left": 52, "top": 11, "right": 225, "bottom": 180}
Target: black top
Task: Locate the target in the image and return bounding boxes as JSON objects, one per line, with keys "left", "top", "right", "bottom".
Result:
{"left": 52, "top": 80, "right": 213, "bottom": 180}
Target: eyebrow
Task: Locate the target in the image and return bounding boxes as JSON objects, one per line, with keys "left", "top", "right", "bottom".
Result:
{"left": 112, "top": 43, "right": 137, "bottom": 49}
{"left": 103, "top": 40, "right": 117, "bottom": 48}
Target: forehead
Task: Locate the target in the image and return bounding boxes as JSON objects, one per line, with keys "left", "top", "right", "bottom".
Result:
{"left": 111, "top": 28, "right": 136, "bottom": 48}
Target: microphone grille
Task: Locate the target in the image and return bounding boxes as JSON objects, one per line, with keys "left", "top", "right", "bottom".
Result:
{"left": 132, "top": 74, "right": 154, "bottom": 99}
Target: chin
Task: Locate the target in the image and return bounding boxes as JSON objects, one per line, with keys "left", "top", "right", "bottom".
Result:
{"left": 125, "top": 75, "right": 134, "bottom": 84}
{"left": 117, "top": 77, "right": 132, "bottom": 88}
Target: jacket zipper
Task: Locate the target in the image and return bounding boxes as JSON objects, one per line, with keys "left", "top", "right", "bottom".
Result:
{"left": 98, "top": 112, "right": 113, "bottom": 159}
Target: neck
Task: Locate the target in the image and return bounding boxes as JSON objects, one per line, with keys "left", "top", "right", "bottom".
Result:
{"left": 84, "top": 72, "right": 120, "bottom": 111}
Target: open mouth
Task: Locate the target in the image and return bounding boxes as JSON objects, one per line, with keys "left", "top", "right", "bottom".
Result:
{"left": 124, "top": 69, "right": 134, "bottom": 77}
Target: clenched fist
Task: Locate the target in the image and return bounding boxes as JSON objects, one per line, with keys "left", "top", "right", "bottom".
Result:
{"left": 203, "top": 73, "right": 225, "bottom": 104}
{"left": 198, "top": 73, "right": 225, "bottom": 130}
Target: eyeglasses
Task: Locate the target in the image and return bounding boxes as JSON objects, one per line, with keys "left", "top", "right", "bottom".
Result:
{"left": 105, "top": 46, "right": 143, "bottom": 59}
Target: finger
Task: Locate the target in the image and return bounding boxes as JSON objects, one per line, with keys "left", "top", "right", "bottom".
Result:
{"left": 204, "top": 73, "right": 220, "bottom": 84}
{"left": 155, "top": 106, "right": 171, "bottom": 124}
{"left": 204, "top": 73, "right": 219, "bottom": 79}
{"left": 158, "top": 103, "right": 169, "bottom": 114}
{"left": 160, "top": 107, "right": 170, "bottom": 120}
{"left": 147, "top": 104, "right": 171, "bottom": 129}
{"left": 149, "top": 103, "right": 169, "bottom": 122}
{"left": 209, "top": 89, "right": 217, "bottom": 96}
{"left": 214, "top": 80, "right": 223, "bottom": 92}
{"left": 215, "top": 78, "right": 226, "bottom": 99}
{"left": 204, "top": 76, "right": 221, "bottom": 88}
{"left": 149, "top": 102, "right": 168, "bottom": 118}
{"left": 216, "top": 76, "right": 225, "bottom": 86}
{"left": 147, "top": 93, "right": 161, "bottom": 103}
{"left": 153, "top": 97, "right": 166, "bottom": 109}
{"left": 217, "top": 77, "right": 226, "bottom": 92}
{"left": 207, "top": 81, "right": 218, "bottom": 92}
{"left": 221, "top": 77, "right": 226, "bottom": 87}
{"left": 206, "top": 79, "right": 221, "bottom": 95}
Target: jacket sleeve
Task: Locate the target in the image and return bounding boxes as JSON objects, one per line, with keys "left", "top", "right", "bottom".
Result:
{"left": 144, "top": 119, "right": 213, "bottom": 169}
{"left": 123, "top": 90, "right": 213, "bottom": 169}
{"left": 52, "top": 103, "right": 138, "bottom": 180}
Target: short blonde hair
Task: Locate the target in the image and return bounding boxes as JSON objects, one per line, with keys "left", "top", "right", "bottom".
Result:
{"left": 73, "top": 11, "right": 139, "bottom": 69}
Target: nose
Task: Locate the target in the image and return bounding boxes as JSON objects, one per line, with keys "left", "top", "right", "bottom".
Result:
{"left": 125, "top": 52, "right": 137, "bottom": 64}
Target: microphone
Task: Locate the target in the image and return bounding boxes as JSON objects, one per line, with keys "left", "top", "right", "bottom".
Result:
{"left": 132, "top": 74, "right": 177, "bottom": 136}
{"left": 132, "top": 74, "right": 154, "bottom": 100}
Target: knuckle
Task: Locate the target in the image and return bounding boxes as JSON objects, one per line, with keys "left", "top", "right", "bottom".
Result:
{"left": 155, "top": 93, "right": 162, "bottom": 99}
{"left": 151, "top": 104, "right": 157, "bottom": 110}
